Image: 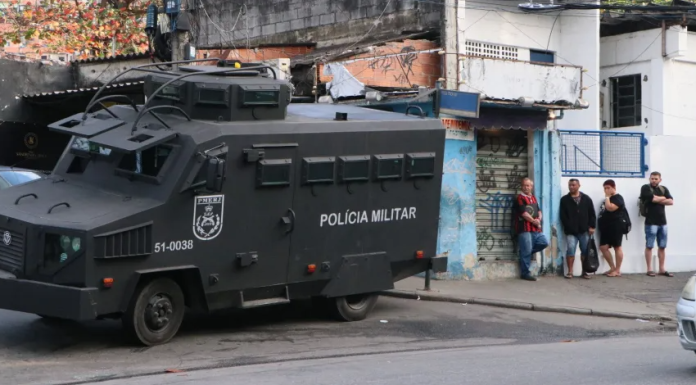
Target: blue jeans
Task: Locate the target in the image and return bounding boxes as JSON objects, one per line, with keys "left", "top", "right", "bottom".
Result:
{"left": 566, "top": 232, "right": 590, "bottom": 257}
{"left": 645, "top": 224, "right": 668, "bottom": 249}
{"left": 517, "top": 231, "right": 549, "bottom": 278}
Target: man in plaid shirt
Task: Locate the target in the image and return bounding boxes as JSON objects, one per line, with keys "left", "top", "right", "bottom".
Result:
{"left": 515, "top": 177, "right": 549, "bottom": 281}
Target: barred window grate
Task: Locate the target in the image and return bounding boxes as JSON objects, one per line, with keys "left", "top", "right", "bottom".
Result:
{"left": 560, "top": 130, "right": 646, "bottom": 178}
{"left": 465, "top": 41, "right": 518, "bottom": 60}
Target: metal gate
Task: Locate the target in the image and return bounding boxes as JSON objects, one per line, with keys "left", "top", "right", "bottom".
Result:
{"left": 475, "top": 130, "right": 529, "bottom": 261}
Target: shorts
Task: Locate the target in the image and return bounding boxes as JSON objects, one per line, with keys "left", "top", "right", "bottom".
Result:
{"left": 599, "top": 227, "right": 623, "bottom": 248}
{"left": 565, "top": 232, "right": 589, "bottom": 257}
{"left": 645, "top": 224, "right": 668, "bottom": 249}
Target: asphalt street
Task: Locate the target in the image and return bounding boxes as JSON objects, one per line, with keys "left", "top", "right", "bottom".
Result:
{"left": 0, "top": 296, "right": 681, "bottom": 385}
{"left": 99, "top": 335, "right": 696, "bottom": 385}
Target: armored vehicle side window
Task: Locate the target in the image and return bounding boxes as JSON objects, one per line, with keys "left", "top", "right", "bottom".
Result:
{"left": 338, "top": 156, "right": 370, "bottom": 183}
{"left": 256, "top": 159, "right": 292, "bottom": 187}
{"left": 198, "top": 89, "right": 226, "bottom": 104}
{"left": 116, "top": 144, "right": 174, "bottom": 180}
{"left": 373, "top": 154, "right": 404, "bottom": 181}
{"left": 67, "top": 137, "right": 113, "bottom": 173}
{"left": 405, "top": 152, "right": 436, "bottom": 178}
{"left": 301, "top": 157, "right": 335, "bottom": 185}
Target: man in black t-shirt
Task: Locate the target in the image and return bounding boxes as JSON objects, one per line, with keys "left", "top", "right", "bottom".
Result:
{"left": 640, "top": 171, "right": 674, "bottom": 277}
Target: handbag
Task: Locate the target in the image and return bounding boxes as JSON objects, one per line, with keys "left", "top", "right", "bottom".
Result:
{"left": 583, "top": 235, "right": 600, "bottom": 274}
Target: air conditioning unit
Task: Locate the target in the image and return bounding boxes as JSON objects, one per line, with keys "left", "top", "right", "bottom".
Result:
{"left": 261, "top": 58, "right": 291, "bottom": 81}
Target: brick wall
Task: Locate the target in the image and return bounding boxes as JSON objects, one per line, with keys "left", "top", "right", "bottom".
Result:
{"left": 197, "top": 45, "right": 314, "bottom": 62}
{"left": 319, "top": 39, "right": 441, "bottom": 89}
{"left": 195, "top": 0, "right": 442, "bottom": 49}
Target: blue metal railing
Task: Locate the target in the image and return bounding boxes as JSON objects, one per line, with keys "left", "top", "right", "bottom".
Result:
{"left": 559, "top": 129, "right": 648, "bottom": 178}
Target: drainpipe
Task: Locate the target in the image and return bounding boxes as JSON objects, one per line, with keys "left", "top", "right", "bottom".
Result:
{"left": 662, "top": 20, "right": 667, "bottom": 58}
{"left": 539, "top": 130, "right": 547, "bottom": 275}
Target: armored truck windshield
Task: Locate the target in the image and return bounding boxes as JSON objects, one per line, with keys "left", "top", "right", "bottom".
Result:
{"left": 0, "top": 59, "right": 448, "bottom": 347}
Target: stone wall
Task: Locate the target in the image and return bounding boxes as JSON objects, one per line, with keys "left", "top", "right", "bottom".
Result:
{"left": 194, "top": 0, "right": 443, "bottom": 49}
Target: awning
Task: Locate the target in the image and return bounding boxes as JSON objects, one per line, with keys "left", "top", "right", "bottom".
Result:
{"left": 21, "top": 81, "right": 145, "bottom": 102}
{"left": 463, "top": 105, "right": 549, "bottom": 131}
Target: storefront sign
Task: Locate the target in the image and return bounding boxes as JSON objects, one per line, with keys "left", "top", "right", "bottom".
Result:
{"left": 441, "top": 118, "right": 473, "bottom": 141}
{"left": 435, "top": 89, "right": 481, "bottom": 118}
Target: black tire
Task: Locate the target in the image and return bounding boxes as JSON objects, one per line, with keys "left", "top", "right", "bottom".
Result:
{"left": 328, "top": 293, "right": 379, "bottom": 322}
{"left": 122, "top": 277, "right": 185, "bottom": 346}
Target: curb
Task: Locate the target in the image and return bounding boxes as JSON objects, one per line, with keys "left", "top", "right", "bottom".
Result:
{"left": 380, "top": 289, "right": 675, "bottom": 322}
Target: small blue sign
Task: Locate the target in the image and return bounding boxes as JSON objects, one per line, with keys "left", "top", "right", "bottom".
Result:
{"left": 437, "top": 90, "right": 481, "bottom": 118}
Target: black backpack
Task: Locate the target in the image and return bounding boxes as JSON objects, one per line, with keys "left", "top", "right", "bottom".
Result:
{"left": 619, "top": 205, "right": 631, "bottom": 239}
{"left": 638, "top": 185, "right": 664, "bottom": 217}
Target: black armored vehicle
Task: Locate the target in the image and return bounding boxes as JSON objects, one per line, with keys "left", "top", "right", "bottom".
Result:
{"left": 0, "top": 59, "right": 447, "bottom": 346}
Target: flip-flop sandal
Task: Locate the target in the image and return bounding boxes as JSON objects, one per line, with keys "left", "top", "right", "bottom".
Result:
{"left": 582, "top": 273, "right": 591, "bottom": 279}
{"left": 647, "top": 271, "right": 656, "bottom": 277}
{"left": 565, "top": 274, "right": 573, "bottom": 279}
{"left": 660, "top": 271, "right": 674, "bottom": 277}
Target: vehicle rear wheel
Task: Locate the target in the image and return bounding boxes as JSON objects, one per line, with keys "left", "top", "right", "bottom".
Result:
{"left": 122, "top": 277, "right": 185, "bottom": 346}
{"left": 328, "top": 293, "right": 379, "bottom": 322}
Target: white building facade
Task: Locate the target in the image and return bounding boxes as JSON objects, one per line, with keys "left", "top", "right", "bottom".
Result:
{"left": 433, "top": 1, "right": 602, "bottom": 279}
{"left": 561, "top": 21, "right": 696, "bottom": 275}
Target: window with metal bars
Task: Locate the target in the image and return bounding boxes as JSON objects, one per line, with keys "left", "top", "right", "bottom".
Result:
{"left": 610, "top": 74, "right": 642, "bottom": 128}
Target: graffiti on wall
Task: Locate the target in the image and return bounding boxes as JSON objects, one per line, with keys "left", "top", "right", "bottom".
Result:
{"left": 475, "top": 132, "right": 529, "bottom": 260}
{"left": 368, "top": 46, "right": 418, "bottom": 86}
{"left": 437, "top": 138, "right": 478, "bottom": 277}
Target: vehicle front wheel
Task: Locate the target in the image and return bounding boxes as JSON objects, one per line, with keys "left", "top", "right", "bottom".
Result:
{"left": 122, "top": 277, "right": 185, "bottom": 346}
{"left": 328, "top": 293, "right": 379, "bottom": 322}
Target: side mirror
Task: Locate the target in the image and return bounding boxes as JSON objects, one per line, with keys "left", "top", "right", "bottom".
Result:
{"left": 206, "top": 158, "right": 226, "bottom": 192}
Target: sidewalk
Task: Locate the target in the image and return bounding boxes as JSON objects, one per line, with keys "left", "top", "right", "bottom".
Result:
{"left": 382, "top": 271, "right": 696, "bottom": 322}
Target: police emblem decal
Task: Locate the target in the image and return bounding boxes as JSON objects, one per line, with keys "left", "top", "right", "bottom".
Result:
{"left": 193, "top": 195, "right": 224, "bottom": 240}
{"left": 2, "top": 231, "right": 11, "bottom": 246}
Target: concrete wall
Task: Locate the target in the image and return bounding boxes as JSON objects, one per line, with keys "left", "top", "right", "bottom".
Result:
{"left": 460, "top": 3, "right": 600, "bottom": 131}
{"left": 195, "top": 0, "right": 443, "bottom": 48}
{"left": 436, "top": 134, "right": 478, "bottom": 279}
{"left": 561, "top": 135, "right": 696, "bottom": 275}
{"left": 75, "top": 57, "right": 151, "bottom": 88}
{"left": 0, "top": 59, "right": 73, "bottom": 122}
{"left": 599, "top": 26, "right": 696, "bottom": 137}
{"left": 460, "top": 57, "right": 582, "bottom": 104}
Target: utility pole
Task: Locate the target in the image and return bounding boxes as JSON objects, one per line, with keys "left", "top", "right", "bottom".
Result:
{"left": 442, "top": 0, "right": 465, "bottom": 90}
{"left": 165, "top": 0, "right": 187, "bottom": 70}
{"left": 442, "top": 0, "right": 458, "bottom": 90}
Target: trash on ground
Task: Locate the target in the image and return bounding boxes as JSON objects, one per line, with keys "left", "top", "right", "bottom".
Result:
{"left": 380, "top": 320, "right": 388, "bottom": 323}
{"left": 635, "top": 319, "right": 649, "bottom": 323}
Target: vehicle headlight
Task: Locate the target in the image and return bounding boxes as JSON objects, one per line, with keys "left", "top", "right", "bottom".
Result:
{"left": 682, "top": 276, "right": 696, "bottom": 301}
{"left": 44, "top": 233, "right": 84, "bottom": 266}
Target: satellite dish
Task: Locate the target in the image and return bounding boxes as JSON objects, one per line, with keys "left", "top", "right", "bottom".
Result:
{"left": 518, "top": 2, "right": 564, "bottom": 11}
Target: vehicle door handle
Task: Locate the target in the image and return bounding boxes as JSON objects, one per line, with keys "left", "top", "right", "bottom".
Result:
{"left": 281, "top": 208, "right": 296, "bottom": 234}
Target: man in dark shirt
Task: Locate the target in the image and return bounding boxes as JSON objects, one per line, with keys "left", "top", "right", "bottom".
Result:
{"left": 560, "top": 178, "right": 596, "bottom": 279}
{"left": 640, "top": 171, "right": 674, "bottom": 277}
{"left": 515, "top": 177, "right": 549, "bottom": 282}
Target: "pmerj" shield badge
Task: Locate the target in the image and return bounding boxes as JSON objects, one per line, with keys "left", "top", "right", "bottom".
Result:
{"left": 193, "top": 195, "right": 224, "bottom": 240}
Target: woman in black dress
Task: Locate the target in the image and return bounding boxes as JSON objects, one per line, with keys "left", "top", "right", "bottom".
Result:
{"left": 597, "top": 179, "right": 625, "bottom": 277}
